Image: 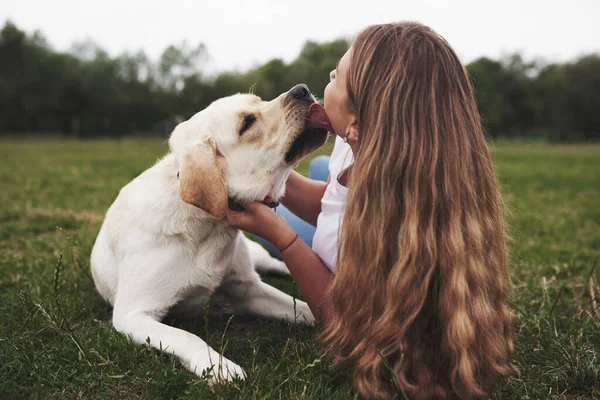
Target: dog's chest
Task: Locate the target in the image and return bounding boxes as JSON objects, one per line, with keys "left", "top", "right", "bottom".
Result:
{"left": 181, "top": 214, "right": 235, "bottom": 242}
{"left": 181, "top": 222, "right": 239, "bottom": 283}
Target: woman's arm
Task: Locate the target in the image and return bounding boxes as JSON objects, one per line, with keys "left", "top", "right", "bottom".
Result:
{"left": 226, "top": 202, "right": 333, "bottom": 322}
{"left": 276, "top": 231, "right": 334, "bottom": 322}
{"left": 281, "top": 170, "right": 329, "bottom": 227}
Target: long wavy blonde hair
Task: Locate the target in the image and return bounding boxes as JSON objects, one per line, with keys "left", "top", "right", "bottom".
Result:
{"left": 320, "top": 22, "right": 516, "bottom": 399}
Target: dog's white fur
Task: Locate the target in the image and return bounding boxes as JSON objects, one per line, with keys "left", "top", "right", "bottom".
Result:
{"left": 90, "top": 91, "right": 321, "bottom": 383}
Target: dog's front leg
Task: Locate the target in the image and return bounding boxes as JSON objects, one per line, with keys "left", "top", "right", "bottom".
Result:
{"left": 112, "top": 306, "right": 245, "bottom": 382}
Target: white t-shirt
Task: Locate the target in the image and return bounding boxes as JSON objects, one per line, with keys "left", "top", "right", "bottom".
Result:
{"left": 312, "top": 136, "right": 354, "bottom": 273}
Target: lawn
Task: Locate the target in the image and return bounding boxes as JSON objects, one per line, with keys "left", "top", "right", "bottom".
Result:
{"left": 1, "top": 138, "right": 599, "bottom": 399}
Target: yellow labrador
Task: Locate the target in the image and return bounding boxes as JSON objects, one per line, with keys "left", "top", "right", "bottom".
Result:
{"left": 90, "top": 85, "right": 330, "bottom": 382}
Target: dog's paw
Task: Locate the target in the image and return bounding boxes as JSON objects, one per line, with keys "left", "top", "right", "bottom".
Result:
{"left": 210, "top": 359, "right": 246, "bottom": 384}
{"left": 189, "top": 355, "right": 246, "bottom": 383}
{"left": 291, "top": 300, "right": 316, "bottom": 326}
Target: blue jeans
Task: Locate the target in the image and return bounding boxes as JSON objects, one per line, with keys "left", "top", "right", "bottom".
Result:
{"left": 256, "top": 155, "right": 330, "bottom": 258}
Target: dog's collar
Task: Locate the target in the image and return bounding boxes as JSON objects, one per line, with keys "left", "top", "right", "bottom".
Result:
{"left": 228, "top": 197, "right": 279, "bottom": 212}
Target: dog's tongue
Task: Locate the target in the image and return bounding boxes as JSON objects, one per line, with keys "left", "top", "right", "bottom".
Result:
{"left": 306, "top": 103, "right": 332, "bottom": 131}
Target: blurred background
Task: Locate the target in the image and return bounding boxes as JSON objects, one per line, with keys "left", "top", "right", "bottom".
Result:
{"left": 1, "top": 0, "right": 599, "bottom": 141}
{"left": 2, "top": 2, "right": 600, "bottom": 398}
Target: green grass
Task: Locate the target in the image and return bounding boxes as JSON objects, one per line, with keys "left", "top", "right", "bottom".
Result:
{"left": 1, "top": 138, "right": 599, "bottom": 399}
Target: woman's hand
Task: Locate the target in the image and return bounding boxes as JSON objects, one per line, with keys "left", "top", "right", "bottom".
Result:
{"left": 227, "top": 201, "right": 335, "bottom": 323}
{"left": 225, "top": 202, "right": 297, "bottom": 251}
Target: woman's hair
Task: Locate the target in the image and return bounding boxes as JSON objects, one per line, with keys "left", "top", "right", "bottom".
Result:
{"left": 320, "top": 22, "right": 516, "bottom": 399}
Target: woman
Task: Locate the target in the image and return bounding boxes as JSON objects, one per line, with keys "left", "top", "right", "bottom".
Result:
{"left": 227, "top": 21, "right": 515, "bottom": 399}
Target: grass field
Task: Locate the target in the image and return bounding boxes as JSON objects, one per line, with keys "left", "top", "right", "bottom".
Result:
{"left": 1, "top": 138, "right": 599, "bottom": 399}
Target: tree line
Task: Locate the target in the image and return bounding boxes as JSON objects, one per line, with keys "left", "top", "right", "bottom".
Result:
{"left": 1, "top": 21, "right": 598, "bottom": 140}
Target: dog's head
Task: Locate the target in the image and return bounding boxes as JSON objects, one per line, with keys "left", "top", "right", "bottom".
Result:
{"left": 169, "top": 84, "right": 331, "bottom": 218}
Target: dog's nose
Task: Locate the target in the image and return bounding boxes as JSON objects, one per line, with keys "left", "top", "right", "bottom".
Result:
{"left": 289, "top": 84, "right": 312, "bottom": 101}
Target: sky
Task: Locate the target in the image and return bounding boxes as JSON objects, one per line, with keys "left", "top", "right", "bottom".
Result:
{"left": 2, "top": 0, "right": 599, "bottom": 73}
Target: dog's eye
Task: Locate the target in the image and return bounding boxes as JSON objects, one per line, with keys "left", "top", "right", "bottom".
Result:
{"left": 240, "top": 115, "right": 256, "bottom": 135}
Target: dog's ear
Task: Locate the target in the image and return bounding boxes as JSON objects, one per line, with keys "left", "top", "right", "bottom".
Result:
{"left": 178, "top": 137, "right": 228, "bottom": 218}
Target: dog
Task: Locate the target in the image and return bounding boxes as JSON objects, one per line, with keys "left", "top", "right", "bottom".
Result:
{"left": 90, "top": 84, "right": 331, "bottom": 382}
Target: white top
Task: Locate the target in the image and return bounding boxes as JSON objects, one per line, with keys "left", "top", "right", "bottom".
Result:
{"left": 312, "top": 136, "right": 354, "bottom": 273}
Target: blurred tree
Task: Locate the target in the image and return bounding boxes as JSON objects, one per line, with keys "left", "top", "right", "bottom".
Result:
{"left": 564, "top": 55, "right": 600, "bottom": 140}
{"left": 158, "top": 41, "right": 208, "bottom": 91}
{"left": 532, "top": 63, "right": 570, "bottom": 140}
{"left": 0, "top": 20, "right": 597, "bottom": 141}
{"left": 289, "top": 39, "right": 348, "bottom": 99}
{"left": 467, "top": 55, "right": 536, "bottom": 138}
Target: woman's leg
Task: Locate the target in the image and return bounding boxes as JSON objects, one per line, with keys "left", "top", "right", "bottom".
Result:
{"left": 256, "top": 155, "right": 330, "bottom": 258}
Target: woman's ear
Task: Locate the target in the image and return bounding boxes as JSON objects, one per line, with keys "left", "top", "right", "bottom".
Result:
{"left": 345, "top": 116, "right": 359, "bottom": 144}
{"left": 178, "top": 137, "right": 228, "bottom": 219}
